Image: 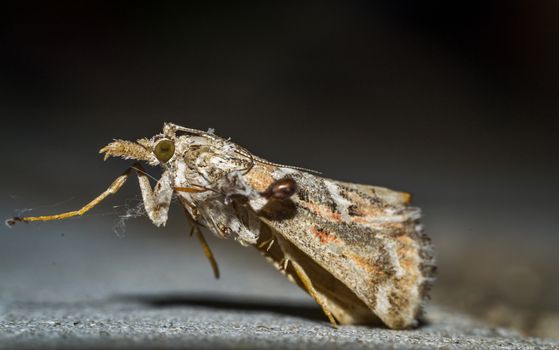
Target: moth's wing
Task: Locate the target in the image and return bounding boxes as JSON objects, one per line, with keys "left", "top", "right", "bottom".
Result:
{"left": 245, "top": 165, "right": 436, "bottom": 329}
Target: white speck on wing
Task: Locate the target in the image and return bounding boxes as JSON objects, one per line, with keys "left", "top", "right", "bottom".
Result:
{"left": 324, "top": 180, "right": 352, "bottom": 221}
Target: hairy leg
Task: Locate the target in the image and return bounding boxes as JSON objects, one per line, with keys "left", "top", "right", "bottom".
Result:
{"left": 6, "top": 163, "right": 173, "bottom": 228}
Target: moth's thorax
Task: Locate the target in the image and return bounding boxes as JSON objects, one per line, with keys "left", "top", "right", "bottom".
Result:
{"left": 169, "top": 136, "right": 252, "bottom": 188}
{"left": 166, "top": 135, "right": 262, "bottom": 243}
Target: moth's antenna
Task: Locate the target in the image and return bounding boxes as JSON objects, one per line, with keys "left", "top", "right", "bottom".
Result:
{"left": 234, "top": 149, "right": 321, "bottom": 175}
{"left": 165, "top": 123, "right": 219, "bottom": 140}
{"left": 254, "top": 158, "right": 322, "bottom": 175}
{"left": 130, "top": 165, "right": 159, "bottom": 183}
{"left": 234, "top": 147, "right": 256, "bottom": 175}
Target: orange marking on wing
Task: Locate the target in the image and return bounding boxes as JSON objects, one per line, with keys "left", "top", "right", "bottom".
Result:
{"left": 302, "top": 202, "right": 320, "bottom": 215}
{"left": 302, "top": 202, "right": 344, "bottom": 223}
{"left": 310, "top": 226, "right": 336, "bottom": 244}
{"left": 396, "top": 235, "right": 419, "bottom": 275}
{"left": 351, "top": 216, "right": 369, "bottom": 224}
{"left": 302, "top": 197, "right": 401, "bottom": 226}
{"left": 347, "top": 253, "right": 387, "bottom": 276}
{"left": 350, "top": 208, "right": 366, "bottom": 216}
{"left": 385, "top": 222, "right": 406, "bottom": 230}
{"left": 329, "top": 211, "right": 342, "bottom": 221}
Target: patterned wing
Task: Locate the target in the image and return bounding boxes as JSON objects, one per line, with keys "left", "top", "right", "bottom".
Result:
{"left": 244, "top": 164, "right": 436, "bottom": 329}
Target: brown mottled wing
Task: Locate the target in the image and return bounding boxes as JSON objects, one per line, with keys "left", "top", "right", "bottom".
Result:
{"left": 244, "top": 164, "right": 436, "bottom": 329}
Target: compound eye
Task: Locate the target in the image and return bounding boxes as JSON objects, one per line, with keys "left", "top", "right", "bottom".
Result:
{"left": 154, "top": 139, "right": 175, "bottom": 163}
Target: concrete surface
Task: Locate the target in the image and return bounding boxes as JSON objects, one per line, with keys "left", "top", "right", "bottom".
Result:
{"left": 1, "top": 298, "right": 558, "bottom": 350}
{"left": 1, "top": 213, "right": 558, "bottom": 349}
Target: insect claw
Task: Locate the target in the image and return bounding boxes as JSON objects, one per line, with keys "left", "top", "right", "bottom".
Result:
{"left": 278, "top": 257, "right": 290, "bottom": 272}
{"left": 257, "top": 238, "right": 273, "bottom": 249}
{"left": 266, "top": 239, "right": 275, "bottom": 252}
{"left": 5, "top": 217, "right": 20, "bottom": 228}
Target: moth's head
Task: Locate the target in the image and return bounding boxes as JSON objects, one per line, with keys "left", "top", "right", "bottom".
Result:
{"left": 99, "top": 123, "right": 180, "bottom": 166}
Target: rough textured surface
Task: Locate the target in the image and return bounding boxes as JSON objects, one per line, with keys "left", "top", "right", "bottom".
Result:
{"left": 1, "top": 300, "right": 557, "bottom": 350}
{"left": 1, "top": 217, "right": 557, "bottom": 349}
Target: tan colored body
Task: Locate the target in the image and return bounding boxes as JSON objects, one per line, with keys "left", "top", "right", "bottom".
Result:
{"left": 6, "top": 123, "right": 435, "bottom": 329}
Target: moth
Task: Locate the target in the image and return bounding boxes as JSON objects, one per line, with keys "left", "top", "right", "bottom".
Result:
{"left": 6, "top": 123, "right": 435, "bottom": 329}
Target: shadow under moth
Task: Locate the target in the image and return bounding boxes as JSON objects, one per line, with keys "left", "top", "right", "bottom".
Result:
{"left": 6, "top": 123, "right": 436, "bottom": 329}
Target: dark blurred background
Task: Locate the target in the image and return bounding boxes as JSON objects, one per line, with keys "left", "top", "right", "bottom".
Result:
{"left": 1, "top": 1, "right": 558, "bottom": 339}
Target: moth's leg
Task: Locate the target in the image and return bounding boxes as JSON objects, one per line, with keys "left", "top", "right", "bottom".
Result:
{"left": 290, "top": 258, "right": 338, "bottom": 327}
{"left": 279, "top": 257, "right": 290, "bottom": 272}
{"left": 134, "top": 164, "right": 173, "bottom": 227}
{"left": 266, "top": 239, "right": 275, "bottom": 251}
{"left": 6, "top": 166, "right": 135, "bottom": 226}
{"left": 180, "top": 205, "right": 220, "bottom": 279}
{"left": 272, "top": 236, "right": 338, "bottom": 327}
{"left": 175, "top": 186, "right": 210, "bottom": 193}
{"left": 258, "top": 238, "right": 275, "bottom": 251}
{"left": 6, "top": 163, "right": 173, "bottom": 228}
